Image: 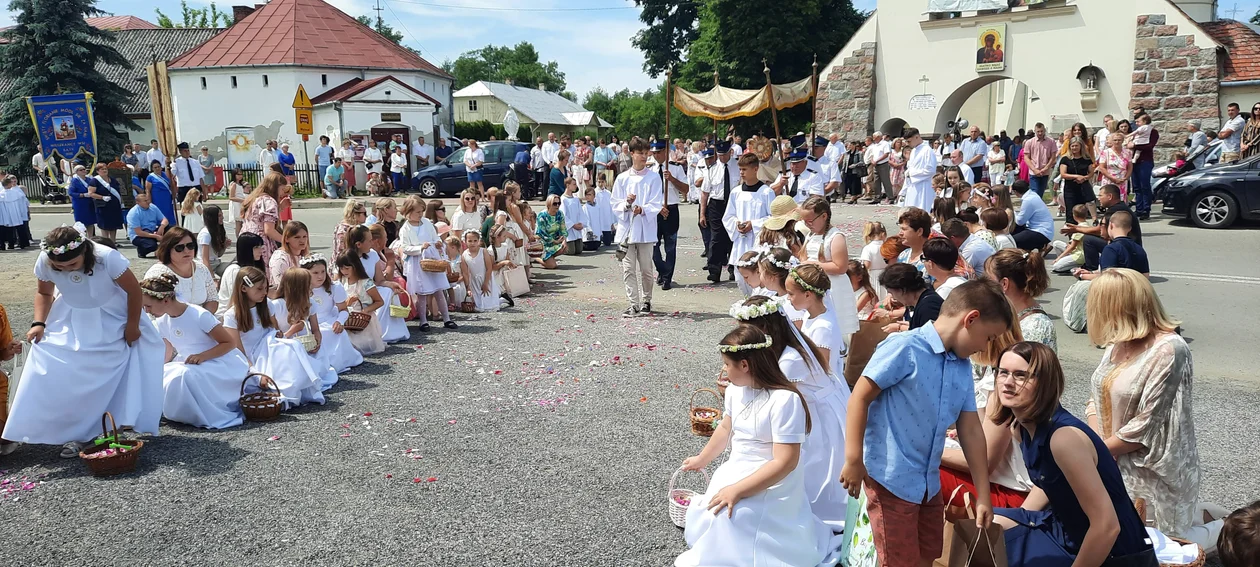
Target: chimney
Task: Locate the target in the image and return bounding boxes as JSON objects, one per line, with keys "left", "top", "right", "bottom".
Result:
{"left": 504, "top": 78, "right": 513, "bottom": 86}
{"left": 538, "top": 83, "right": 546, "bottom": 92}
{"left": 232, "top": 5, "right": 255, "bottom": 23}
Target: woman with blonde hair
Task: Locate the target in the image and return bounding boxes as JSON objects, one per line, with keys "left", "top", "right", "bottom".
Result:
{"left": 240, "top": 171, "right": 287, "bottom": 279}
{"left": 333, "top": 199, "right": 367, "bottom": 262}
{"left": 367, "top": 197, "right": 399, "bottom": 246}
{"left": 1085, "top": 268, "right": 1210, "bottom": 547}
{"left": 449, "top": 188, "right": 483, "bottom": 241}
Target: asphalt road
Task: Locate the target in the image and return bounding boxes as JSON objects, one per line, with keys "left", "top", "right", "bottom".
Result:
{"left": 0, "top": 201, "right": 1252, "bottom": 565}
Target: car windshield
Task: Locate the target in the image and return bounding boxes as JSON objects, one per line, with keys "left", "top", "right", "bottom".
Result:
{"left": 448, "top": 148, "right": 466, "bottom": 164}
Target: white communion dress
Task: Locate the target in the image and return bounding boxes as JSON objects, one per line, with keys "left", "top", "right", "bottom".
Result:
{"left": 361, "top": 249, "right": 409, "bottom": 343}
{"left": 271, "top": 300, "right": 339, "bottom": 391}
{"left": 155, "top": 304, "right": 249, "bottom": 429}
{"left": 223, "top": 305, "right": 326, "bottom": 409}
{"left": 806, "top": 227, "right": 861, "bottom": 337}
{"left": 781, "top": 347, "right": 851, "bottom": 532}
{"left": 310, "top": 283, "right": 363, "bottom": 374}
{"left": 461, "top": 248, "right": 501, "bottom": 312}
{"left": 801, "top": 306, "right": 847, "bottom": 379}
{"left": 4, "top": 246, "right": 164, "bottom": 444}
{"left": 677, "top": 387, "right": 841, "bottom": 567}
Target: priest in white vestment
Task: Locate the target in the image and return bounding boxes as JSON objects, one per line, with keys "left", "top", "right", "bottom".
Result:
{"left": 902, "top": 128, "right": 938, "bottom": 212}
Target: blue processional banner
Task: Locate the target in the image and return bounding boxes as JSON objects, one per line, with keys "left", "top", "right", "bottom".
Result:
{"left": 26, "top": 93, "right": 98, "bottom": 182}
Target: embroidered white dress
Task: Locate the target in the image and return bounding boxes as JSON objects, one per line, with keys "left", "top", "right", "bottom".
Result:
{"left": 4, "top": 247, "right": 164, "bottom": 444}
{"left": 802, "top": 307, "right": 847, "bottom": 379}
{"left": 678, "top": 387, "right": 841, "bottom": 567}
{"left": 223, "top": 306, "right": 325, "bottom": 409}
{"left": 271, "top": 300, "right": 339, "bottom": 391}
{"left": 311, "top": 283, "right": 363, "bottom": 373}
{"left": 782, "top": 348, "right": 851, "bottom": 532}
{"left": 806, "top": 228, "right": 861, "bottom": 337}
{"left": 394, "top": 219, "right": 446, "bottom": 295}
{"left": 361, "top": 249, "right": 409, "bottom": 343}
{"left": 156, "top": 304, "right": 249, "bottom": 429}
{"left": 722, "top": 183, "right": 776, "bottom": 266}
{"left": 461, "top": 249, "right": 501, "bottom": 312}
{"left": 144, "top": 262, "right": 218, "bottom": 310}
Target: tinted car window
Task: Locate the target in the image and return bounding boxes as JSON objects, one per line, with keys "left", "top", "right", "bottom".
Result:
{"left": 448, "top": 148, "right": 466, "bottom": 165}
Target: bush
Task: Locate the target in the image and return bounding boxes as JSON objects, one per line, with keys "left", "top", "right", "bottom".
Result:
{"left": 454, "top": 120, "right": 508, "bottom": 142}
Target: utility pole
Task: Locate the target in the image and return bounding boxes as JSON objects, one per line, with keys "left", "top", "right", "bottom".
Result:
{"left": 374, "top": 0, "right": 385, "bottom": 30}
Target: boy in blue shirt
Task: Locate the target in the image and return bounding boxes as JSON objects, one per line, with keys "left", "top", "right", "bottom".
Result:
{"left": 841, "top": 279, "right": 1013, "bottom": 566}
{"left": 1074, "top": 210, "right": 1149, "bottom": 280}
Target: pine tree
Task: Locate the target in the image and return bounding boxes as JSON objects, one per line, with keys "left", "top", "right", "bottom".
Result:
{"left": 0, "top": 0, "right": 138, "bottom": 163}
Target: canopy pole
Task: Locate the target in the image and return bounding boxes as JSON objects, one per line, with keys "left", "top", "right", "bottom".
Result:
{"left": 665, "top": 68, "right": 672, "bottom": 148}
{"left": 810, "top": 53, "right": 818, "bottom": 158}
{"left": 763, "top": 59, "right": 787, "bottom": 180}
{"left": 712, "top": 70, "right": 720, "bottom": 145}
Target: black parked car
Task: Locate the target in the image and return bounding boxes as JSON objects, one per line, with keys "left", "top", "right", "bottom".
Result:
{"left": 411, "top": 141, "right": 530, "bottom": 198}
{"left": 1158, "top": 141, "right": 1260, "bottom": 228}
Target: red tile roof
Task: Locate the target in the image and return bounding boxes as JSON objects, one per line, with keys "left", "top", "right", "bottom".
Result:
{"left": 84, "top": 15, "right": 160, "bottom": 30}
{"left": 1201, "top": 19, "right": 1260, "bottom": 82}
{"left": 310, "top": 76, "right": 442, "bottom": 107}
{"left": 168, "top": 0, "right": 449, "bottom": 78}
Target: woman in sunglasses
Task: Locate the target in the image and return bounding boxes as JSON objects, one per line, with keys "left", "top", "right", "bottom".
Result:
{"left": 449, "top": 188, "right": 483, "bottom": 241}
{"left": 143, "top": 226, "right": 219, "bottom": 313}
{"left": 1240, "top": 103, "right": 1260, "bottom": 160}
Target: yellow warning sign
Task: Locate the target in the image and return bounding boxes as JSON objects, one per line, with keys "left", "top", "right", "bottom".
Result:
{"left": 292, "top": 84, "right": 312, "bottom": 109}
{"left": 295, "top": 109, "right": 313, "bottom": 135}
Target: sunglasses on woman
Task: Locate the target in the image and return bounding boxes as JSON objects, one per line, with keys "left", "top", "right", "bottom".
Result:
{"left": 172, "top": 242, "right": 195, "bottom": 253}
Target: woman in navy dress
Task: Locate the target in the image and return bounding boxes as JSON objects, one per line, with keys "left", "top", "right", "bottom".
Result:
{"left": 66, "top": 164, "right": 97, "bottom": 236}
{"left": 88, "top": 163, "right": 125, "bottom": 242}
{"left": 144, "top": 160, "right": 177, "bottom": 225}
{"left": 991, "top": 342, "right": 1157, "bottom": 567}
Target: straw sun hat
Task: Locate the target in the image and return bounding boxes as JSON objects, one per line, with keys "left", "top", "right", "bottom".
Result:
{"left": 762, "top": 195, "right": 800, "bottom": 231}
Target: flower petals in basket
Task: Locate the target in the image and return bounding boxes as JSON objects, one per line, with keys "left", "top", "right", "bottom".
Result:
{"left": 420, "top": 258, "right": 450, "bottom": 273}
{"left": 80, "top": 412, "right": 143, "bottom": 476}
{"left": 667, "top": 466, "right": 711, "bottom": 528}
{"left": 689, "top": 388, "right": 723, "bottom": 437}
{"left": 527, "top": 242, "right": 545, "bottom": 258}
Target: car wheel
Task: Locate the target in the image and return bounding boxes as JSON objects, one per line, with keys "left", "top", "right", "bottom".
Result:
{"left": 418, "top": 178, "right": 439, "bottom": 198}
{"left": 1190, "top": 190, "right": 1237, "bottom": 229}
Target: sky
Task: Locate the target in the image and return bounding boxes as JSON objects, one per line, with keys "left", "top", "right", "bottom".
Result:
{"left": 2, "top": 0, "right": 1258, "bottom": 98}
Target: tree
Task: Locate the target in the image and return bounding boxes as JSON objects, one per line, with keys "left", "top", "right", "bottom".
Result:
{"left": 440, "top": 42, "right": 567, "bottom": 92}
{"left": 633, "top": 0, "right": 867, "bottom": 134}
{"left": 355, "top": 15, "right": 404, "bottom": 44}
{"left": 0, "top": 0, "right": 137, "bottom": 161}
{"left": 583, "top": 85, "right": 711, "bottom": 142}
{"left": 156, "top": 1, "right": 226, "bottom": 28}
{"left": 1252, "top": 8, "right": 1260, "bottom": 26}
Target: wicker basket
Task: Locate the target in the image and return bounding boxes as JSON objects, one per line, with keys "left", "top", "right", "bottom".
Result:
{"left": 79, "top": 412, "right": 143, "bottom": 477}
{"left": 420, "top": 259, "right": 450, "bottom": 273}
{"left": 689, "top": 388, "right": 723, "bottom": 437}
{"left": 295, "top": 321, "right": 318, "bottom": 353}
{"left": 1134, "top": 499, "right": 1206, "bottom": 567}
{"left": 239, "top": 373, "right": 283, "bottom": 421}
{"left": 716, "top": 370, "right": 730, "bottom": 397}
{"left": 389, "top": 295, "right": 411, "bottom": 318}
{"left": 344, "top": 311, "right": 371, "bottom": 332}
{"left": 527, "top": 242, "right": 545, "bottom": 259}
{"left": 460, "top": 294, "right": 477, "bottom": 314}
{"left": 667, "top": 466, "right": 711, "bottom": 528}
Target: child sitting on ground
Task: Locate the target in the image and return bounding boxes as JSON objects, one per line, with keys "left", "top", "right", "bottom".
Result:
{"left": 1052, "top": 205, "right": 1091, "bottom": 274}
{"left": 1073, "top": 210, "right": 1149, "bottom": 280}
{"left": 1219, "top": 500, "right": 1260, "bottom": 567}
{"left": 734, "top": 251, "right": 765, "bottom": 298}
{"left": 840, "top": 280, "right": 1013, "bottom": 566}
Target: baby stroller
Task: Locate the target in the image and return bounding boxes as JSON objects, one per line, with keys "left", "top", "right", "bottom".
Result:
{"left": 38, "top": 171, "right": 69, "bottom": 205}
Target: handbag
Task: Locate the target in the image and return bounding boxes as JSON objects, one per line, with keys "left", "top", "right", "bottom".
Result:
{"left": 844, "top": 316, "right": 896, "bottom": 387}
{"left": 840, "top": 485, "right": 878, "bottom": 567}
{"left": 503, "top": 265, "right": 529, "bottom": 297}
{"left": 947, "top": 518, "right": 1008, "bottom": 567}
{"left": 615, "top": 234, "right": 630, "bottom": 261}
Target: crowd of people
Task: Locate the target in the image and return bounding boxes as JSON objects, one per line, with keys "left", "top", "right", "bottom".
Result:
{"left": 3, "top": 116, "right": 1258, "bottom": 567}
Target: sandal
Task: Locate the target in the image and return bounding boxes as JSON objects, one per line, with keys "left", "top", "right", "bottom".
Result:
{"left": 60, "top": 441, "right": 85, "bottom": 459}
{"left": 443, "top": 321, "right": 458, "bottom": 329}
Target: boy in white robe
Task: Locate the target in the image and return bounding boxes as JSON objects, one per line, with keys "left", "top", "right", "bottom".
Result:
{"left": 611, "top": 137, "right": 663, "bottom": 317}
{"left": 902, "top": 127, "right": 938, "bottom": 212}
{"left": 723, "top": 153, "right": 776, "bottom": 295}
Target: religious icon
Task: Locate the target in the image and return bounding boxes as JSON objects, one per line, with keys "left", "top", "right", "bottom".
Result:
{"left": 52, "top": 116, "right": 77, "bottom": 140}
{"left": 975, "top": 24, "right": 1007, "bottom": 72}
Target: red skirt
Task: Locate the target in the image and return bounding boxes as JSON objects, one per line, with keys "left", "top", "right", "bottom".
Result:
{"left": 939, "top": 467, "right": 1028, "bottom": 510}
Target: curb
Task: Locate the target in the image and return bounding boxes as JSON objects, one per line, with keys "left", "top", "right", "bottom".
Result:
{"left": 30, "top": 195, "right": 462, "bottom": 215}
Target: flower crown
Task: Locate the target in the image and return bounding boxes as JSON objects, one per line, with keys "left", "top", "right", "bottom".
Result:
{"left": 789, "top": 268, "right": 826, "bottom": 296}
{"left": 729, "top": 296, "right": 786, "bottom": 321}
{"left": 732, "top": 254, "right": 762, "bottom": 268}
{"left": 140, "top": 287, "right": 175, "bottom": 300}
{"left": 299, "top": 253, "right": 327, "bottom": 267}
{"left": 765, "top": 254, "right": 799, "bottom": 271}
{"left": 42, "top": 234, "right": 85, "bottom": 256}
{"left": 718, "top": 334, "right": 773, "bottom": 353}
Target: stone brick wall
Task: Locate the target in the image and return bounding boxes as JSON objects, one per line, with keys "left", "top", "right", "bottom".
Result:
{"left": 1129, "top": 14, "right": 1221, "bottom": 161}
{"left": 816, "top": 42, "right": 877, "bottom": 142}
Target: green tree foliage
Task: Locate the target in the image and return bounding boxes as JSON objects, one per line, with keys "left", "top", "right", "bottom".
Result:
{"left": 583, "top": 86, "right": 711, "bottom": 142}
{"left": 355, "top": 15, "right": 404, "bottom": 44}
{"left": 440, "top": 42, "right": 567, "bottom": 92}
{"left": 1252, "top": 9, "right": 1260, "bottom": 26}
{"left": 0, "top": 0, "right": 137, "bottom": 161}
{"left": 155, "top": 1, "right": 226, "bottom": 28}
{"left": 633, "top": 0, "right": 867, "bottom": 135}
{"left": 454, "top": 120, "right": 508, "bottom": 142}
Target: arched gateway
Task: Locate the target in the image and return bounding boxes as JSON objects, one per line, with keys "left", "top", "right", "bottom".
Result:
{"left": 816, "top": 0, "right": 1260, "bottom": 161}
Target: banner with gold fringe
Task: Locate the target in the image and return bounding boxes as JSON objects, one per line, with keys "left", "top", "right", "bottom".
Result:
{"left": 26, "top": 93, "right": 98, "bottom": 184}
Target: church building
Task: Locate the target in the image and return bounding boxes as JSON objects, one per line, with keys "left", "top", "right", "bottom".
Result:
{"left": 817, "top": 0, "right": 1260, "bottom": 160}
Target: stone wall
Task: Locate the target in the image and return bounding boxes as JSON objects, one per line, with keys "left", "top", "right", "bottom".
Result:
{"left": 1129, "top": 14, "right": 1221, "bottom": 161}
{"left": 816, "top": 42, "right": 877, "bottom": 141}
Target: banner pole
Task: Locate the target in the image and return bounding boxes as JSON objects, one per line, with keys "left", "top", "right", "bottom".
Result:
{"left": 763, "top": 59, "right": 787, "bottom": 180}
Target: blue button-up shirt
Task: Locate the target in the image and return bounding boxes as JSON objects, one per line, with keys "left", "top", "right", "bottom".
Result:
{"left": 861, "top": 323, "right": 976, "bottom": 503}
{"left": 126, "top": 204, "right": 166, "bottom": 241}
{"left": 1016, "top": 188, "right": 1055, "bottom": 240}
{"left": 594, "top": 146, "right": 614, "bottom": 167}
{"left": 961, "top": 137, "right": 988, "bottom": 168}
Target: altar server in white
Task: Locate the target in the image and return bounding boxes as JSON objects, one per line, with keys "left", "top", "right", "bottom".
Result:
{"left": 676, "top": 324, "right": 841, "bottom": 567}
{"left": 723, "top": 153, "right": 776, "bottom": 295}
{"left": 611, "top": 136, "right": 663, "bottom": 317}
{"left": 301, "top": 254, "right": 363, "bottom": 373}
{"left": 4, "top": 227, "right": 164, "bottom": 457}
{"left": 140, "top": 273, "right": 248, "bottom": 429}
{"left": 901, "top": 127, "right": 938, "bottom": 212}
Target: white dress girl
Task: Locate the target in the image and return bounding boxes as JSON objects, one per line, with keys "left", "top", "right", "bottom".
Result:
{"left": 395, "top": 219, "right": 447, "bottom": 296}
{"left": 344, "top": 278, "right": 385, "bottom": 355}
{"left": 271, "top": 300, "right": 339, "bottom": 391}
{"left": 496, "top": 210, "right": 530, "bottom": 268}
{"left": 679, "top": 387, "right": 839, "bottom": 566}
{"left": 4, "top": 246, "right": 165, "bottom": 444}
{"left": 223, "top": 306, "right": 326, "bottom": 408}
{"left": 156, "top": 304, "right": 249, "bottom": 429}
{"left": 228, "top": 181, "right": 249, "bottom": 224}
{"left": 361, "top": 249, "right": 409, "bottom": 343}
{"left": 782, "top": 345, "right": 851, "bottom": 532}
{"left": 461, "top": 248, "right": 501, "bottom": 312}
{"left": 806, "top": 227, "right": 860, "bottom": 337}
{"left": 801, "top": 306, "right": 846, "bottom": 379}
{"left": 311, "top": 282, "right": 364, "bottom": 373}
{"left": 182, "top": 201, "right": 204, "bottom": 233}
